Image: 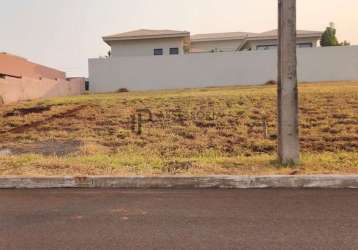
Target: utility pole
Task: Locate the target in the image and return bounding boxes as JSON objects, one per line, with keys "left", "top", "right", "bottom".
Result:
{"left": 278, "top": 0, "right": 300, "bottom": 165}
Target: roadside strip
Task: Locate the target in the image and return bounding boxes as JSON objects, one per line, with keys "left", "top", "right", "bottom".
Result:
{"left": 1, "top": 175, "right": 358, "bottom": 189}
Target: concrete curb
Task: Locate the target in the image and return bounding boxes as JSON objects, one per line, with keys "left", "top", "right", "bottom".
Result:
{"left": 1, "top": 175, "right": 358, "bottom": 189}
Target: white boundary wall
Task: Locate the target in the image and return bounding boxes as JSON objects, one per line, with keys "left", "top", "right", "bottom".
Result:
{"left": 89, "top": 46, "right": 358, "bottom": 92}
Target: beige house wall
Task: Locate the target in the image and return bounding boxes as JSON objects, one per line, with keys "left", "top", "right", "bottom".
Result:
{"left": 0, "top": 76, "right": 85, "bottom": 104}
{"left": 191, "top": 37, "right": 320, "bottom": 52}
{"left": 191, "top": 39, "right": 244, "bottom": 52}
{"left": 245, "top": 37, "right": 319, "bottom": 50}
{"left": 109, "top": 37, "right": 185, "bottom": 57}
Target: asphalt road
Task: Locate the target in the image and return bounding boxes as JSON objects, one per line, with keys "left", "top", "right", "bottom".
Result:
{"left": 1, "top": 189, "right": 358, "bottom": 250}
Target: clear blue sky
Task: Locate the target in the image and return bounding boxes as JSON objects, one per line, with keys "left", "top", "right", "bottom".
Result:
{"left": 1, "top": 0, "right": 357, "bottom": 77}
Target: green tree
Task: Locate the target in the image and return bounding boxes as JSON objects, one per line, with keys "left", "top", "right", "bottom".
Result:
{"left": 320, "top": 23, "right": 339, "bottom": 46}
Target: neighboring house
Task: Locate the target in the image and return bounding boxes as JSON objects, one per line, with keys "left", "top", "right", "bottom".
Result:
{"left": 191, "top": 30, "right": 322, "bottom": 53}
{"left": 90, "top": 31, "right": 358, "bottom": 93}
{"left": 0, "top": 52, "right": 66, "bottom": 80}
{"left": 103, "top": 29, "right": 191, "bottom": 57}
{"left": 102, "top": 29, "right": 322, "bottom": 57}
{"left": 0, "top": 52, "right": 85, "bottom": 104}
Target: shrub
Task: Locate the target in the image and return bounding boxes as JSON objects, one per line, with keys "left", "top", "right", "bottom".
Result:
{"left": 117, "top": 88, "right": 129, "bottom": 93}
{"left": 265, "top": 80, "right": 277, "bottom": 85}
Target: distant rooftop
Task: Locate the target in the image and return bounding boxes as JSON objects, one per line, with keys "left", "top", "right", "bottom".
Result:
{"left": 191, "top": 31, "right": 257, "bottom": 41}
{"left": 253, "top": 29, "right": 322, "bottom": 38}
{"left": 0, "top": 52, "right": 27, "bottom": 61}
{"left": 191, "top": 29, "right": 322, "bottom": 42}
{"left": 0, "top": 52, "right": 66, "bottom": 80}
{"left": 103, "top": 28, "right": 322, "bottom": 44}
{"left": 103, "top": 29, "right": 190, "bottom": 42}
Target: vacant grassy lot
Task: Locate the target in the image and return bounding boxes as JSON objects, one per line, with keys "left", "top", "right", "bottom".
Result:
{"left": 0, "top": 82, "right": 357, "bottom": 176}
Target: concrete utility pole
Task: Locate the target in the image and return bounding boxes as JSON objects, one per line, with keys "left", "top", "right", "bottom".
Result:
{"left": 278, "top": 0, "right": 300, "bottom": 165}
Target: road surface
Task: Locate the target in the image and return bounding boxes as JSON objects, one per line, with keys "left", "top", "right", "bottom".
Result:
{"left": 1, "top": 189, "right": 358, "bottom": 250}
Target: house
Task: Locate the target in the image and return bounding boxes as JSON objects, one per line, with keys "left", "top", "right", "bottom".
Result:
{"left": 0, "top": 52, "right": 85, "bottom": 104}
{"left": 103, "top": 29, "right": 191, "bottom": 57}
{"left": 191, "top": 30, "right": 322, "bottom": 53}
{"left": 90, "top": 28, "right": 358, "bottom": 93}
{"left": 102, "top": 29, "right": 322, "bottom": 57}
{"left": 0, "top": 52, "right": 66, "bottom": 80}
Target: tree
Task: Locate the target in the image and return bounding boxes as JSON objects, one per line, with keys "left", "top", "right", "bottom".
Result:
{"left": 320, "top": 23, "right": 339, "bottom": 46}
{"left": 320, "top": 22, "right": 350, "bottom": 47}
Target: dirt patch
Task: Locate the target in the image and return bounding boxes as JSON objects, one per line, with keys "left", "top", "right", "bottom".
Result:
{"left": 0, "top": 149, "right": 11, "bottom": 156}
{"left": 2, "top": 140, "right": 82, "bottom": 156}
{"left": 5, "top": 105, "right": 85, "bottom": 134}
{"left": 4, "top": 106, "right": 51, "bottom": 117}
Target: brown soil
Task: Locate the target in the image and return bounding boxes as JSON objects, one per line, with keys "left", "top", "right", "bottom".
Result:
{"left": 4, "top": 105, "right": 85, "bottom": 134}
{"left": 4, "top": 106, "right": 52, "bottom": 117}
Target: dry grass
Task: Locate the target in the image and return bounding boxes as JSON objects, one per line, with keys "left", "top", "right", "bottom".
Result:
{"left": 0, "top": 81, "right": 357, "bottom": 176}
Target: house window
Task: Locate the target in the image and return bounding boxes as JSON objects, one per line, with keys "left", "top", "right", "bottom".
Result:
{"left": 297, "top": 43, "right": 313, "bottom": 48}
{"left": 170, "top": 48, "right": 179, "bottom": 55}
{"left": 154, "top": 48, "right": 163, "bottom": 56}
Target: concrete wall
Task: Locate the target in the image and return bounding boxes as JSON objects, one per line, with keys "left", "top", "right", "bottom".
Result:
{"left": 0, "top": 76, "right": 85, "bottom": 104}
{"left": 108, "top": 37, "right": 185, "bottom": 57}
{"left": 89, "top": 46, "right": 358, "bottom": 92}
{"left": 0, "top": 53, "right": 66, "bottom": 80}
